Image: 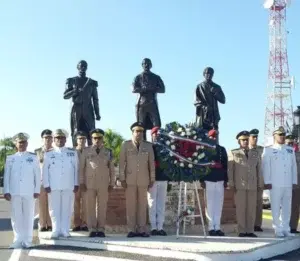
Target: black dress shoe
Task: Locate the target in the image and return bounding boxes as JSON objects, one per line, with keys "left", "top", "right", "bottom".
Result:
{"left": 208, "top": 230, "right": 217, "bottom": 236}
{"left": 238, "top": 233, "right": 247, "bottom": 237}
{"left": 47, "top": 226, "right": 52, "bottom": 231}
{"left": 127, "top": 231, "right": 136, "bottom": 238}
{"left": 72, "top": 226, "right": 81, "bottom": 232}
{"left": 89, "top": 231, "right": 97, "bottom": 237}
{"left": 247, "top": 233, "right": 258, "bottom": 237}
{"left": 151, "top": 229, "right": 158, "bottom": 236}
{"left": 39, "top": 227, "right": 47, "bottom": 232}
{"left": 97, "top": 231, "right": 105, "bottom": 237}
{"left": 290, "top": 229, "right": 300, "bottom": 233}
{"left": 254, "top": 226, "right": 263, "bottom": 232}
{"left": 215, "top": 230, "right": 225, "bottom": 236}
{"left": 81, "top": 226, "right": 89, "bottom": 231}
{"left": 157, "top": 230, "right": 167, "bottom": 236}
{"left": 139, "top": 232, "right": 150, "bottom": 237}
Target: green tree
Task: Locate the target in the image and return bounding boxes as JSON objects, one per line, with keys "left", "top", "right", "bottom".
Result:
{"left": 103, "top": 129, "right": 125, "bottom": 166}
{"left": 0, "top": 138, "right": 16, "bottom": 186}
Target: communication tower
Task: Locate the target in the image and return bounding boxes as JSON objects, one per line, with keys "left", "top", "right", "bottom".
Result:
{"left": 263, "top": 0, "right": 294, "bottom": 143}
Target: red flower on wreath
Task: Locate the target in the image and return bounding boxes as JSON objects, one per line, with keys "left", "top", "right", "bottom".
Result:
{"left": 175, "top": 140, "right": 197, "bottom": 158}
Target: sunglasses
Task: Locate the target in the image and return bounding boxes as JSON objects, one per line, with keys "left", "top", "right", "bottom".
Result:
{"left": 55, "top": 136, "right": 65, "bottom": 139}
{"left": 278, "top": 133, "right": 286, "bottom": 137}
{"left": 93, "top": 137, "right": 103, "bottom": 140}
{"left": 240, "top": 139, "right": 248, "bottom": 142}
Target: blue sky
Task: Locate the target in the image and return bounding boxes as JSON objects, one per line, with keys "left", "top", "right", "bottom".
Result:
{"left": 0, "top": 0, "right": 299, "bottom": 151}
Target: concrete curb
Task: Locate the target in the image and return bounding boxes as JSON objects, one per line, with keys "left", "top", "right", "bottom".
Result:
{"left": 39, "top": 236, "right": 300, "bottom": 261}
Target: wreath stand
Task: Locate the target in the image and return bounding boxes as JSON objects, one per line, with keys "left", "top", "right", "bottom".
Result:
{"left": 176, "top": 181, "right": 206, "bottom": 238}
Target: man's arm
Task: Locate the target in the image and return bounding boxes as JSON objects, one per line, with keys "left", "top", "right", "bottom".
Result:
{"left": 79, "top": 151, "right": 86, "bottom": 185}
{"left": 42, "top": 153, "right": 50, "bottom": 188}
{"left": 222, "top": 147, "right": 228, "bottom": 183}
{"left": 148, "top": 145, "right": 156, "bottom": 183}
{"left": 119, "top": 142, "right": 127, "bottom": 181}
{"left": 108, "top": 150, "right": 116, "bottom": 186}
{"left": 74, "top": 151, "right": 79, "bottom": 187}
{"left": 91, "top": 81, "right": 100, "bottom": 119}
{"left": 156, "top": 76, "right": 165, "bottom": 93}
{"left": 3, "top": 157, "right": 12, "bottom": 194}
{"left": 132, "top": 75, "right": 142, "bottom": 93}
{"left": 211, "top": 84, "right": 225, "bottom": 104}
{"left": 227, "top": 150, "right": 235, "bottom": 188}
{"left": 257, "top": 155, "right": 263, "bottom": 189}
{"left": 33, "top": 156, "right": 41, "bottom": 194}
{"left": 292, "top": 151, "right": 297, "bottom": 185}
{"left": 63, "top": 78, "right": 77, "bottom": 99}
{"left": 261, "top": 148, "right": 271, "bottom": 184}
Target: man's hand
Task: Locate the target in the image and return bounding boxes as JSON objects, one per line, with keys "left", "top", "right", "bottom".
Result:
{"left": 45, "top": 187, "right": 51, "bottom": 193}
{"left": 148, "top": 182, "right": 154, "bottom": 190}
{"left": 80, "top": 184, "right": 87, "bottom": 192}
{"left": 224, "top": 182, "right": 228, "bottom": 188}
{"left": 4, "top": 193, "right": 11, "bottom": 201}
{"left": 34, "top": 193, "right": 40, "bottom": 199}
{"left": 264, "top": 184, "right": 272, "bottom": 190}
{"left": 200, "top": 182, "right": 206, "bottom": 189}
{"left": 73, "top": 186, "right": 79, "bottom": 193}
{"left": 95, "top": 115, "right": 101, "bottom": 121}
{"left": 108, "top": 185, "right": 113, "bottom": 192}
{"left": 121, "top": 181, "right": 127, "bottom": 189}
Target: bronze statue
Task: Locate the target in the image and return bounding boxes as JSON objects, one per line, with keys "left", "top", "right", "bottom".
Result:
{"left": 132, "top": 58, "right": 165, "bottom": 140}
{"left": 64, "top": 60, "right": 101, "bottom": 146}
{"left": 194, "top": 67, "right": 225, "bottom": 132}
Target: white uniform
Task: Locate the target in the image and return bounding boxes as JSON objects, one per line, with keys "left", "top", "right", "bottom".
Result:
{"left": 4, "top": 152, "right": 41, "bottom": 247}
{"left": 42, "top": 147, "right": 78, "bottom": 238}
{"left": 262, "top": 144, "right": 297, "bottom": 236}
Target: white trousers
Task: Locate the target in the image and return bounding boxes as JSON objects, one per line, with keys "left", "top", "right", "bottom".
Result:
{"left": 48, "top": 190, "right": 73, "bottom": 234}
{"left": 205, "top": 181, "right": 224, "bottom": 231}
{"left": 147, "top": 181, "right": 168, "bottom": 230}
{"left": 270, "top": 187, "right": 292, "bottom": 233}
{"left": 11, "top": 195, "right": 35, "bottom": 244}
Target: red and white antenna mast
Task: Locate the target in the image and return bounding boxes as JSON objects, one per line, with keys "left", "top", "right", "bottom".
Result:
{"left": 263, "top": 0, "right": 294, "bottom": 144}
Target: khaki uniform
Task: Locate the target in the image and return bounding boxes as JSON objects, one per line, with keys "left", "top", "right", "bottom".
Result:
{"left": 80, "top": 146, "right": 115, "bottom": 232}
{"left": 35, "top": 147, "right": 52, "bottom": 229}
{"left": 251, "top": 145, "right": 264, "bottom": 228}
{"left": 228, "top": 148, "right": 262, "bottom": 234}
{"left": 72, "top": 148, "right": 87, "bottom": 228}
{"left": 119, "top": 140, "right": 155, "bottom": 233}
{"left": 290, "top": 152, "right": 300, "bottom": 230}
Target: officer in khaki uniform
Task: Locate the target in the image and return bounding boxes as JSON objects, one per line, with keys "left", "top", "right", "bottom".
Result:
{"left": 286, "top": 135, "right": 300, "bottom": 233}
{"left": 249, "top": 129, "right": 265, "bottom": 232}
{"left": 119, "top": 122, "right": 155, "bottom": 238}
{"left": 35, "top": 129, "right": 53, "bottom": 232}
{"left": 79, "top": 128, "right": 115, "bottom": 237}
{"left": 228, "top": 131, "right": 262, "bottom": 237}
{"left": 72, "top": 131, "right": 88, "bottom": 232}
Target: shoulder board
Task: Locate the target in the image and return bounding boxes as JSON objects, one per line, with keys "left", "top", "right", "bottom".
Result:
{"left": 34, "top": 148, "right": 41, "bottom": 153}
{"left": 143, "top": 141, "right": 152, "bottom": 144}
{"left": 28, "top": 152, "right": 36, "bottom": 155}
{"left": 123, "top": 140, "right": 131, "bottom": 144}
{"left": 231, "top": 148, "right": 239, "bottom": 152}
{"left": 66, "top": 147, "right": 75, "bottom": 151}
{"left": 257, "top": 145, "right": 264, "bottom": 149}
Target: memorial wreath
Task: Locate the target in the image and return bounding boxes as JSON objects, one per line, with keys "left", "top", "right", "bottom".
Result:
{"left": 154, "top": 122, "right": 217, "bottom": 182}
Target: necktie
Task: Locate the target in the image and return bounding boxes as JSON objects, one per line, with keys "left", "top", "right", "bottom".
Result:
{"left": 96, "top": 148, "right": 100, "bottom": 154}
{"left": 244, "top": 149, "right": 248, "bottom": 158}
{"left": 136, "top": 143, "right": 140, "bottom": 151}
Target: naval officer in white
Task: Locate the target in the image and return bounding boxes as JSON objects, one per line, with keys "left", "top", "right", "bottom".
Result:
{"left": 3, "top": 133, "right": 41, "bottom": 248}
{"left": 42, "top": 129, "right": 79, "bottom": 238}
{"left": 262, "top": 126, "right": 297, "bottom": 237}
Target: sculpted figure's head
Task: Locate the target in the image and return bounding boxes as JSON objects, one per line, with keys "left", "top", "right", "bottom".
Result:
{"left": 203, "top": 67, "right": 214, "bottom": 82}
{"left": 142, "top": 58, "right": 152, "bottom": 72}
{"left": 77, "top": 60, "right": 88, "bottom": 76}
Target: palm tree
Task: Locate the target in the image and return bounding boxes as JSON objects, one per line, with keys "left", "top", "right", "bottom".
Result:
{"left": 103, "top": 129, "right": 125, "bottom": 167}
{"left": 0, "top": 137, "right": 16, "bottom": 186}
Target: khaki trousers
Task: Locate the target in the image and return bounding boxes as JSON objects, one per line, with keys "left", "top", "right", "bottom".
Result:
{"left": 39, "top": 186, "right": 52, "bottom": 227}
{"left": 86, "top": 188, "right": 109, "bottom": 232}
{"left": 290, "top": 188, "right": 300, "bottom": 230}
{"left": 126, "top": 185, "right": 148, "bottom": 233}
{"left": 235, "top": 190, "right": 257, "bottom": 233}
{"left": 72, "top": 189, "right": 87, "bottom": 227}
{"left": 254, "top": 189, "right": 263, "bottom": 227}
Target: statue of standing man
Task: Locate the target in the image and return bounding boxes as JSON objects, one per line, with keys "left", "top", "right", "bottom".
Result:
{"left": 194, "top": 67, "right": 225, "bottom": 133}
{"left": 132, "top": 58, "right": 165, "bottom": 140}
{"left": 64, "top": 60, "right": 101, "bottom": 146}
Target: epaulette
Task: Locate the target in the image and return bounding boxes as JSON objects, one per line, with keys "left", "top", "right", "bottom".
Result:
{"left": 28, "top": 152, "right": 37, "bottom": 155}
{"left": 34, "top": 148, "right": 41, "bottom": 153}
{"left": 123, "top": 140, "right": 131, "bottom": 144}
{"left": 66, "top": 147, "right": 75, "bottom": 151}
{"left": 143, "top": 141, "right": 152, "bottom": 144}
{"left": 231, "top": 148, "right": 239, "bottom": 152}
{"left": 257, "top": 145, "right": 264, "bottom": 149}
